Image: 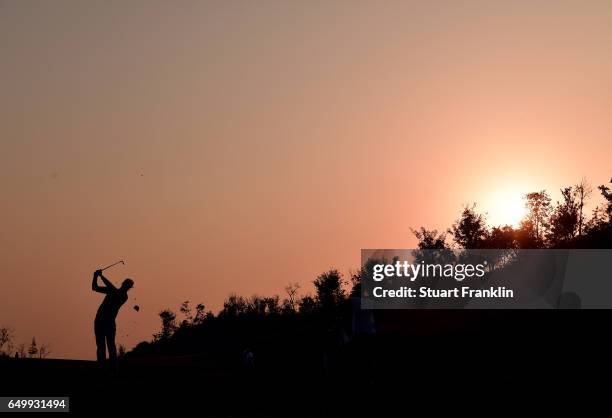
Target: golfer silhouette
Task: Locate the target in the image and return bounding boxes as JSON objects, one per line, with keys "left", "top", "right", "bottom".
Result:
{"left": 92, "top": 270, "right": 134, "bottom": 365}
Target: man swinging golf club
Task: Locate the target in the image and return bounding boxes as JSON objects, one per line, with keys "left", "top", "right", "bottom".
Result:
{"left": 92, "top": 267, "right": 134, "bottom": 366}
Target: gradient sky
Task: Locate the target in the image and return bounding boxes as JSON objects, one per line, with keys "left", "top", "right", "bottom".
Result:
{"left": 1, "top": 0, "right": 611, "bottom": 359}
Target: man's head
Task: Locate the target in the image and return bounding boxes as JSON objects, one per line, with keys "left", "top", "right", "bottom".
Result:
{"left": 121, "top": 278, "right": 134, "bottom": 291}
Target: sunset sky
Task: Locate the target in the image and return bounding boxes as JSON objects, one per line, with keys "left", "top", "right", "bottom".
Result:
{"left": 1, "top": 0, "right": 611, "bottom": 359}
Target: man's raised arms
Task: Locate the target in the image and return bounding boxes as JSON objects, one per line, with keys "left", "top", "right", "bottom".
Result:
{"left": 92, "top": 269, "right": 117, "bottom": 293}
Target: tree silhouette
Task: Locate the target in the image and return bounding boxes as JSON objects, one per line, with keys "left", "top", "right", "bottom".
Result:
{"left": 179, "top": 301, "right": 193, "bottom": 327}
{"left": 38, "top": 343, "right": 51, "bottom": 359}
{"left": 411, "top": 227, "right": 455, "bottom": 266}
{"left": 547, "top": 187, "right": 579, "bottom": 245}
{"left": 16, "top": 343, "right": 26, "bottom": 359}
{"left": 449, "top": 204, "right": 488, "bottom": 248}
{"left": 262, "top": 296, "right": 280, "bottom": 315}
{"left": 0, "top": 327, "right": 13, "bottom": 356}
{"left": 221, "top": 294, "right": 248, "bottom": 317}
{"left": 155, "top": 310, "right": 177, "bottom": 340}
{"left": 484, "top": 225, "right": 518, "bottom": 249}
{"left": 411, "top": 227, "right": 449, "bottom": 250}
{"left": 27, "top": 338, "right": 38, "bottom": 358}
{"left": 523, "top": 191, "right": 552, "bottom": 247}
{"left": 575, "top": 177, "right": 592, "bottom": 236}
{"left": 313, "top": 270, "right": 346, "bottom": 314}
{"left": 193, "top": 303, "right": 206, "bottom": 325}
{"left": 298, "top": 295, "right": 317, "bottom": 315}
{"left": 598, "top": 183, "right": 612, "bottom": 218}
{"left": 283, "top": 283, "right": 300, "bottom": 313}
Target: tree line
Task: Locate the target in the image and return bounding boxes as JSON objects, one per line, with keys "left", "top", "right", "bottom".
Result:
{"left": 129, "top": 177, "right": 611, "bottom": 360}
{"left": 418, "top": 177, "right": 611, "bottom": 251}
{"left": 0, "top": 329, "right": 51, "bottom": 359}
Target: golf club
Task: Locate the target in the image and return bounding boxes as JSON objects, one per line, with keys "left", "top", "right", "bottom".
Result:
{"left": 100, "top": 260, "right": 125, "bottom": 272}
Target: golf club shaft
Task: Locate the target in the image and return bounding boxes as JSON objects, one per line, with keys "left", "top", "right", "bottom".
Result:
{"left": 101, "top": 260, "right": 124, "bottom": 271}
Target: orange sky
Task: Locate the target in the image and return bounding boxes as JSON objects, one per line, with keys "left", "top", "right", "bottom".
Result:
{"left": 1, "top": 1, "right": 611, "bottom": 359}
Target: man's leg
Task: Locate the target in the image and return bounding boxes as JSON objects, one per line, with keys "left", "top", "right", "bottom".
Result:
{"left": 106, "top": 321, "right": 117, "bottom": 365}
{"left": 94, "top": 320, "right": 106, "bottom": 363}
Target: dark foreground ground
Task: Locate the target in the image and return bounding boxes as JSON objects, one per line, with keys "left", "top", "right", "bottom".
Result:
{"left": 2, "top": 311, "right": 611, "bottom": 415}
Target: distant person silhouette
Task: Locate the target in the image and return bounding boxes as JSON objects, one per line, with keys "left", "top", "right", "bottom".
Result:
{"left": 92, "top": 270, "right": 134, "bottom": 365}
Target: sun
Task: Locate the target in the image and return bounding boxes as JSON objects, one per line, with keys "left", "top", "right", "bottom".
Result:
{"left": 485, "top": 190, "right": 527, "bottom": 228}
